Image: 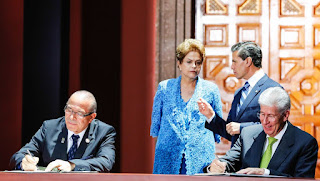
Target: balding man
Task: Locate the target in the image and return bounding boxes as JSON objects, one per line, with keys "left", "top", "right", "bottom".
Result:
{"left": 10, "top": 90, "right": 116, "bottom": 172}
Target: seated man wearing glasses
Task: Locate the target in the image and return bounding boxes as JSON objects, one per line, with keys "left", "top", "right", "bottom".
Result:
{"left": 10, "top": 90, "right": 116, "bottom": 172}
{"left": 205, "top": 87, "right": 318, "bottom": 178}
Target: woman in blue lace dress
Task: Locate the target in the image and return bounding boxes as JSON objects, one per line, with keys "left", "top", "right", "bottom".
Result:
{"left": 150, "top": 39, "right": 222, "bottom": 175}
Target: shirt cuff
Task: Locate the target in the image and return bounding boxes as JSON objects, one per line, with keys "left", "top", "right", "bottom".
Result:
{"left": 16, "top": 163, "right": 22, "bottom": 170}
{"left": 206, "top": 165, "right": 211, "bottom": 173}
{"left": 264, "top": 168, "right": 270, "bottom": 175}
{"left": 206, "top": 114, "right": 215, "bottom": 123}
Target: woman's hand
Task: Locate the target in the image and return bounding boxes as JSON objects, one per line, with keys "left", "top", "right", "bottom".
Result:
{"left": 197, "top": 98, "right": 215, "bottom": 119}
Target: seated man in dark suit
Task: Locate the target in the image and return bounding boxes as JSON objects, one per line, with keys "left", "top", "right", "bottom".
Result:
{"left": 204, "top": 87, "right": 318, "bottom": 178}
{"left": 10, "top": 90, "right": 116, "bottom": 172}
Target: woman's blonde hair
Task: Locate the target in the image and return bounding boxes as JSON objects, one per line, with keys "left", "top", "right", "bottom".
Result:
{"left": 176, "top": 39, "right": 205, "bottom": 63}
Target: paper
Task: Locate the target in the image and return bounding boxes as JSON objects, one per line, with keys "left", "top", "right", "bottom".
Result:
{"left": 195, "top": 172, "right": 286, "bottom": 178}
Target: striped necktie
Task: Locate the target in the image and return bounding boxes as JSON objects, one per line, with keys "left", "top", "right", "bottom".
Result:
{"left": 68, "top": 134, "right": 80, "bottom": 160}
{"left": 237, "top": 82, "right": 250, "bottom": 115}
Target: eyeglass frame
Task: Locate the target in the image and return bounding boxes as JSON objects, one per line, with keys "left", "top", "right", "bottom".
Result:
{"left": 256, "top": 112, "right": 284, "bottom": 121}
{"left": 64, "top": 105, "right": 94, "bottom": 119}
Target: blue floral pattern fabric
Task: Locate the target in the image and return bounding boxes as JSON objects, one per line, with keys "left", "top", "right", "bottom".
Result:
{"left": 150, "top": 76, "right": 223, "bottom": 175}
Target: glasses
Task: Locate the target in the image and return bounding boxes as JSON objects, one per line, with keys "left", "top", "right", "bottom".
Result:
{"left": 257, "top": 112, "right": 282, "bottom": 122}
{"left": 64, "top": 105, "right": 94, "bottom": 119}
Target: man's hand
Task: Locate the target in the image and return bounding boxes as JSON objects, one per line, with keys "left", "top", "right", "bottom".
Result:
{"left": 226, "top": 122, "right": 240, "bottom": 136}
{"left": 197, "top": 98, "right": 215, "bottom": 119}
{"left": 208, "top": 159, "right": 227, "bottom": 173}
{"left": 237, "top": 167, "right": 265, "bottom": 175}
{"left": 21, "top": 155, "right": 39, "bottom": 171}
{"left": 45, "top": 159, "right": 75, "bottom": 172}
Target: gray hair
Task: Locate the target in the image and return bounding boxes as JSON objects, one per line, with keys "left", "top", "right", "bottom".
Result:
{"left": 231, "top": 41, "right": 262, "bottom": 68}
{"left": 67, "top": 90, "right": 97, "bottom": 113}
{"left": 258, "top": 87, "right": 290, "bottom": 114}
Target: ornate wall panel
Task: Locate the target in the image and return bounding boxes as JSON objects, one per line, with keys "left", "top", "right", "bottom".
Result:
{"left": 280, "top": 26, "right": 305, "bottom": 49}
{"left": 203, "top": 55, "right": 229, "bottom": 80}
{"left": 280, "top": 0, "right": 304, "bottom": 16}
{"left": 238, "top": 0, "right": 261, "bottom": 15}
{"left": 237, "top": 23, "right": 261, "bottom": 45}
{"left": 288, "top": 67, "right": 320, "bottom": 116}
{"left": 314, "top": 25, "right": 320, "bottom": 48}
{"left": 315, "top": 2, "right": 320, "bottom": 16}
{"left": 316, "top": 59, "right": 320, "bottom": 69}
{"left": 205, "top": 0, "right": 228, "bottom": 15}
{"left": 280, "top": 58, "right": 304, "bottom": 81}
{"left": 204, "top": 25, "right": 228, "bottom": 46}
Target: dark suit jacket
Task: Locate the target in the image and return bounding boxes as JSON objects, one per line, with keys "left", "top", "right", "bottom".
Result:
{"left": 10, "top": 117, "right": 116, "bottom": 172}
{"left": 219, "top": 122, "right": 318, "bottom": 178}
{"left": 205, "top": 74, "right": 282, "bottom": 146}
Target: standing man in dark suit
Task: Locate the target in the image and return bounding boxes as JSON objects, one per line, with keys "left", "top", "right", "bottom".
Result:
{"left": 198, "top": 42, "right": 281, "bottom": 146}
{"left": 205, "top": 87, "right": 318, "bottom": 178}
{"left": 10, "top": 90, "right": 116, "bottom": 172}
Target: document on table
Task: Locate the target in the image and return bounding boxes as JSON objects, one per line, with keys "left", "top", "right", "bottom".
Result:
{"left": 3, "top": 166, "right": 98, "bottom": 173}
{"left": 195, "top": 172, "right": 286, "bottom": 178}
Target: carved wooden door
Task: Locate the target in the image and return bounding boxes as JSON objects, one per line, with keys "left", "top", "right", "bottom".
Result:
{"left": 196, "top": 0, "right": 320, "bottom": 177}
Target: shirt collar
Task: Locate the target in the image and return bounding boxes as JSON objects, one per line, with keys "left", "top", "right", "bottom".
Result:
{"left": 247, "top": 69, "right": 265, "bottom": 88}
{"left": 67, "top": 127, "right": 87, "bottom": 141}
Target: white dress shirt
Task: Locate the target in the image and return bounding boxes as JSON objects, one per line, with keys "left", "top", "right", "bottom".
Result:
{"left": 67, "top": 128, "right": 87, "bottom": 153}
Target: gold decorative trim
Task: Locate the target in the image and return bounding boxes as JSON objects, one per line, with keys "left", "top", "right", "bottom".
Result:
{"left": 206, "top": 0, "right": 228, "bottom": 15}
{"left": 314, "top": 2, "right": 320, "bottom": 17}
{"left": 238, "top": 0, "right": 261, "bottom": 15}
{"left": 280, "top": 0, "right": 304, "bottom": 17}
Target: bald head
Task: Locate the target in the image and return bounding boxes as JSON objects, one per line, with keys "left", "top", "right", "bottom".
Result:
{"left": 67, "top": 90, "right": 97, "bottom": 113}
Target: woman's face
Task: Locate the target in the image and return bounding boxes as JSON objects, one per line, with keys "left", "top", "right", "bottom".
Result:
{"left": 178, "top": 51, "right": 202, "bottom": 80}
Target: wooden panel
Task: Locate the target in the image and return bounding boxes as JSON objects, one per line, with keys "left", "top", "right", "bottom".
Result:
{"left": 314, "top": 25, "right": 320, "bottom": 48}
{"left": 238, "top": 0, "right": 262, "bottom": 15}
{"left": 237, "top": 23, "right": 261, "bottom": 45}
{"left": 280, "top": 26, "right": 305, "bottom": 49}
{"left": 280, "top": 57, "right": 304, "bottom": 81}
{"left": 203, "top": 55, "right": 229, "bottom": 80}
{"left": 314, "top": 2, "right": 320, "bottom": 16}
{"left": 206, "top": 0, "right": 228, "bottom": 15}
{"left": 205, "top": 25, "right": 228, "bottom": 46}
{"left": 156, "top": 0, "right": 194, "bottom": 83}
{"left": 280, "top": 0, "right": 304, "bottom": 17}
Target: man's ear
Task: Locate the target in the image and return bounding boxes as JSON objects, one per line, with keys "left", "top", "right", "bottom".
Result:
{"left": 89, "top": 113, "right": 97, "bottom": 123}
{"left": 283, "top": 110, "right": 290, "bottom": 121}
{"left": 245, "top": 57, "right": 253, "bottom": 67}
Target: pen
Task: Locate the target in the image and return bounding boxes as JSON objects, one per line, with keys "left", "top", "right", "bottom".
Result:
{"left": 27, "top": 149, "right": 36, "bottom": 162}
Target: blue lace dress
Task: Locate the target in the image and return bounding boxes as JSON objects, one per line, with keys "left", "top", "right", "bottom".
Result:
{"left": 150, "top": 76, "right": 223, "bottom": 175}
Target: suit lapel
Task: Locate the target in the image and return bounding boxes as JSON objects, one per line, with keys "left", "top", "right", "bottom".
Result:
{"left": 52, "top": 122, "right": 68, "bottom": 160}
{"left": 231, "top": 90, "right": 242, "bottom": 121}
{"left": 236, "top": 75, "right": 268, "bottom": 120}
{"left": 247, "top": 131, "right": 266, "bottom": 167}
{"left": 268, "top": 122, "right": 295, "bottom": 170}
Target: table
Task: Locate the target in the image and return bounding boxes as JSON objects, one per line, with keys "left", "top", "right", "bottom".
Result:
{"left": 0, "top": 173, "right": 316, "bottom": 181}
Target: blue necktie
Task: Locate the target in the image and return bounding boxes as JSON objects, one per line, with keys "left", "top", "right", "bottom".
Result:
{"left": 68, "top": 134, "right": 80, "bottom": 160}
{"left": 237, "top": 82, "right": 250, "bottom": 115}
